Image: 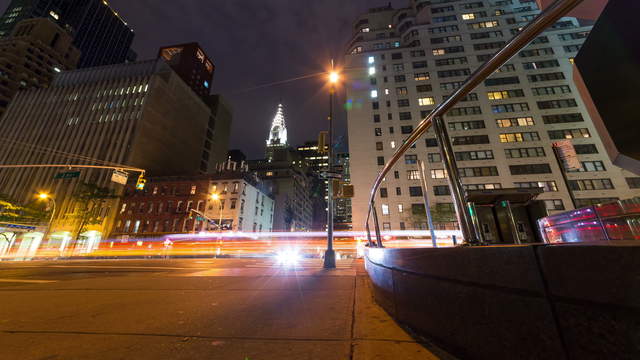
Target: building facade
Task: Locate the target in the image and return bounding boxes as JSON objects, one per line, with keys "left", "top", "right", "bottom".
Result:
{"left": 0, "top": 0, "right": 135, "bottom": 67}
{"left": 249, "top": 149, "right": 313, "bottom": 232}
{"left": 0, "top": 17, "right": 80, "bottom": 119}
{"left": 0, "top": 59, "right": 213, "bottom": 251}
{"left": 158, "top": 42, "right": 214, "bottom": 99}
{"left": 335, "top": 152, "right": 353, "bottom": 230}
{"left": 344, "top": 0, "right": 640, "bottom": 231}
{"left": 111, "top": 163, "right": 274, "bottom": 238}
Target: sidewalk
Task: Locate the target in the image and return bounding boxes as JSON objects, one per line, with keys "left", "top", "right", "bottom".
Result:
{"left": 0, "top": 258, "right": 455, "bottom": 359}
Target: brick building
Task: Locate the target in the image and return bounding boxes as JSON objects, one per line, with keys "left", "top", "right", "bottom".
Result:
{"left": 111, "top": 162, "right": 274, "bottom": 238}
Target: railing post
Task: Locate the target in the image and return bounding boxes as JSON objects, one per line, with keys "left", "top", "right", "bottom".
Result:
{"left": 365, "top": 215, "right": 374, "bottom": 247}
{"left": 418, "top": 160, "right": 438, "bottom": 247}
{"left": 432, "top": 116, "right": 479, "bottom": 244}
{"left": 371, "top": 201, "right": 383, "bottom": 248}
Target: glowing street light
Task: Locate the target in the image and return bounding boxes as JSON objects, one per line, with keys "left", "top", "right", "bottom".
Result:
{"left": 328, "top": 71, "right": 340, "bottom": 84}
{"left": 37, "top": 192, "right": 56, "bottom": 246}
{"left": 209, "top": 193, "right": 223, "bottom": 232}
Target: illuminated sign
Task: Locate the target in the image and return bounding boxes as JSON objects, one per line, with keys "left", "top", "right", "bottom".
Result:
{"left": 196, "top": 49, "right": 205, "bottom": 63}
{"left": 160, "top": 47, "right": 183, "bottom": 61}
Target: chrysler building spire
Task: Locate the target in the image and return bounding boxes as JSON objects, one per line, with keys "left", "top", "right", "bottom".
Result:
{"left": 266, "top": 103, "right": 288, "bottom": 160}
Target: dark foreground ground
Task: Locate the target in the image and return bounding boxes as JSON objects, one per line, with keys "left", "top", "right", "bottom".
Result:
{"left": 0, "top": 258, "right": 455, "bottom": 360}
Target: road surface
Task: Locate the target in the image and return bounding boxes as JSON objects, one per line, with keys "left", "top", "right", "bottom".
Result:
{"left": 0, "top": 258, "right": 454, "bottom": 360}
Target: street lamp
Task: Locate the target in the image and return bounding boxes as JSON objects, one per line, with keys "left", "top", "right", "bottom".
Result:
{"left": 324, "top": 60, "right": 340, "bottom": 269}
{"left": 210, "top": 193, "right": 223, "bottom": 232}
{"left": 37, "top": 192, "right": 56, "bottom": 246}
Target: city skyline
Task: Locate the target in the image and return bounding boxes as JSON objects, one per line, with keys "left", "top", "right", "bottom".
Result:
{"left": 3, "top": 0, "right": 407, "bottom": 158}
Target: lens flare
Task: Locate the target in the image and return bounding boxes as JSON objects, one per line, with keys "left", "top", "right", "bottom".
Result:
{"left": 275, "top": 248, "right": 300, "bottom": 267}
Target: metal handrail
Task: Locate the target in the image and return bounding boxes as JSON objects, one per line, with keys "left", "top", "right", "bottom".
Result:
{"left": 365, "top": 0, "right": 585, "bottom": 247}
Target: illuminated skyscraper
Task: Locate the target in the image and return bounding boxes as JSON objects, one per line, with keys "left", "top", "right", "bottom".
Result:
{"left": 266, "top": 103, "right": 288, "bottom": 161}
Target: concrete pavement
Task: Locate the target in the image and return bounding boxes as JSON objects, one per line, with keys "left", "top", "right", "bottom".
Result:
{"left": 0, "top": 258, "right": 455, "bottom": 360}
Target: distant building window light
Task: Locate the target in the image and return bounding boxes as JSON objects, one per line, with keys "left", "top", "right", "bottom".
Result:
{"left": 368, "top": 56, "right": 375, "bottom": 64}
{"left": 370, "top": 90, "right": 378, "bottom": 98}
{"left": 361, "top": 27, "right": 370, "bottom": 32}
{"left": 49, "top": 10, "right": 59, "bottom": 20}
{"left": 53, "top": 66, "right": 61, "bottom": 73}
{"left": 204, "top": 80, "right": 209, "bottom": 88}
{"left": 368, "top": 66, "right": 376, "bottom": 75}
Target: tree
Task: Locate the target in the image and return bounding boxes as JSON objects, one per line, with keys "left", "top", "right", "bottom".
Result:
{"left": 430, "top": 203, "right": 457, "bottom": 224}
{"left": 402, "top": 203, "right": 457, "bottom": 229}
{"left": 71, "top": 183, "right": 118, "bottom": 241}
{"left": 0, "top": 195, "right": 48, "bottom": 225}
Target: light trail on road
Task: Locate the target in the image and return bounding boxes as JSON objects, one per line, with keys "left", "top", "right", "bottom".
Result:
{"left": 1, "top": 230, "right": 461, "bottom": 261}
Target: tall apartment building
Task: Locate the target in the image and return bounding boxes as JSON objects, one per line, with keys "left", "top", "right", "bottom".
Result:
{"left": 0, "top": 59, "right": 213, "bottom": 248}
{"left": 0, "top": 0, "right": 135, "bottom": 67}
{"left": 0, "top": 17, "right": 80, "bottom": 118}
{"left": 345, "top": 0, "right": 640, "bottom": 231}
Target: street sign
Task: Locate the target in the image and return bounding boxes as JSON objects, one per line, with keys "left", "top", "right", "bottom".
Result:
{"left": 553, "top": 140, "right": 581, "bottom": 170}
{"left": 53, "top": 171, "right": 80, "bottom": 179}
{"left": 111, "top": 170, "right": 128, "bottom": 185}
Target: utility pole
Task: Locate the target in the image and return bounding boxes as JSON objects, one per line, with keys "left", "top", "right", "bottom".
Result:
{"left": 324, "top": 60, "right": 339, "bottom": 269}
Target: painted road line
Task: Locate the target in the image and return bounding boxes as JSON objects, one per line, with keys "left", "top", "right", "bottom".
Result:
{"left": 0, "top": 279, "right": 57, "bottom": 283}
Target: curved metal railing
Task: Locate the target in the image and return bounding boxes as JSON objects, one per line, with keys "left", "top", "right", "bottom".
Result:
{"left": 365, "top": 0, "right": 586, "bottom": 247}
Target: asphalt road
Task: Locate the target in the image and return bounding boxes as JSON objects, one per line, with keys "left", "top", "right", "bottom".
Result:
{"left": 0, "top": 258, "right": 455, "bottom": 360}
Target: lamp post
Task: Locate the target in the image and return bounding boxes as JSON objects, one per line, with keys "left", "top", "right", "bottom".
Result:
{"left": 210, "top": 193, "right": 223, "bottom": 232}
{"left": 37, "top": 192, "right": 56, "bottom": 247}
{"left": 324, "top": 61, "right": 339, "bottom": 269}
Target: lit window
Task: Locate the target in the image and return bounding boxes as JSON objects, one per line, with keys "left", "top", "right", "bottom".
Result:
{"left": 370, "top": 90, "right": 378, "bottom": 98}
{"left": 361, "top": 27, "right": 370, "bottom": 32}
{"left": 461, "top": 13, "right": 475, "bottom": 20}
{"left": 418, "top": 97, "right": 435, "bottom": 106}
{"left": 266, "top": 171, "right": 273, "bottom": 176}
{"left": 390, "top": 141, "right": 396, "bottom": 149}
{"left": 398, "top": 204, "right": 404, "bottom": 213}
{"left": 204, "top": 80, "right": 209, "bottom": 88}
{"left": 368, "top": 56, "right": 375, "bottom": 64}
{"left": 49, "top": 10, "right": 59, "bottom": 19}
{"left": 368, "top": 66, "right": 376, "bottom": 75}
{"left": 384, "top": 88, "right": 390, "bottom": 95}
{"left": 381, "top": 204, "right": 390, "bottom": 215}
{"left": 431, "top": 169, "right": 448, "bottom": 179}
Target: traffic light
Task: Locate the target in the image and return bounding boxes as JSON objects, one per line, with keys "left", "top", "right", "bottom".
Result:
{"left": 135, "top": 174, "right": 146, "bottom": 190}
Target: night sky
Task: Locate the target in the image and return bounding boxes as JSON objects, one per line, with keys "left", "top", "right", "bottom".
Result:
{"left": 0, "top": 0, "right": 406, "bottom": 158}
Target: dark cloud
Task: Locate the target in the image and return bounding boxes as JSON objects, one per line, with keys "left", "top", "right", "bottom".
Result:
{"left": 0, "top": 0, "right": 407, "bottom": 158}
